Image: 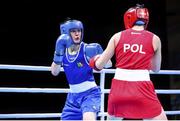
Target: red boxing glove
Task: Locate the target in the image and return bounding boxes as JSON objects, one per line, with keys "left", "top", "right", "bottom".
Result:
{"left": 89, "top": 55, "right": 102, "bottom": 71}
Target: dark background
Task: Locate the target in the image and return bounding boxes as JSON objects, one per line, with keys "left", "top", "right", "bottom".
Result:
{"left": 0, "top": 0, "right": 179, "bottom": 120}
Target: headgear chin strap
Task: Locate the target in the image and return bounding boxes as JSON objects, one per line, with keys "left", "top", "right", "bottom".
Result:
{"left": 60, "top": 20, "right": 84, "bottom": 43}
{"left": 135, "top": 20, "right": 145, "bottom": 25}
{"left": 124, "top": 4, "right": 149, "bottom": 29}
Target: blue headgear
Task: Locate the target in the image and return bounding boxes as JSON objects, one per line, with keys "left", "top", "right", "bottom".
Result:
{"left": 60, "top": 20, "right": 84, "bottom": 42}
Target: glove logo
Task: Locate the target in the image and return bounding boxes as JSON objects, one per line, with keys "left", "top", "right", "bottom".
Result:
{"left": 77, "top": 62, "right": 83, "bottom": 68}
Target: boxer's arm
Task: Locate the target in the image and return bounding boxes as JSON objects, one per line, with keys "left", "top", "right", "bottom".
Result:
{"left": 51, "top": 34, "right": 72, "bottom": 76}
{"left": 53, "top": 34, "right": 72, "bottom": 65}
{"left": 51, "top": 62, "right": 61, "bottom": 76}
{"left": 89, "top": 33, "right": 120, "bottom": 70}
{"left": 151, "top": 35, "right": 161, "bottom": 72}
{"left": 86, "top": 43, "right": 112, "bottom": 71}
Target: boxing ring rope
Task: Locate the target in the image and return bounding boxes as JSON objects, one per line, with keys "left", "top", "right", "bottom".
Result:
{"left": 0, "top": 64, "right": 180, "bottom": 120}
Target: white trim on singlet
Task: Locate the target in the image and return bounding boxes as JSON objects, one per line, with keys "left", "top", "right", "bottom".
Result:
{"left": 114, "top": 68, "right": 150, "bottom": 81}
{"left": 65, "top": 42, "right": 83, "bottom": 63}
{"left": 69, "top": 81, "right": 97, "bottom": 93}
{"left": 83, "top": 43, "right": 90, "bottom": 65}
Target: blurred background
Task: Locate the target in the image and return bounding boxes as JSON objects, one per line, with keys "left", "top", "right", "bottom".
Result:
{"left": 0, "top": 0, "right": 179, "bottom": 120}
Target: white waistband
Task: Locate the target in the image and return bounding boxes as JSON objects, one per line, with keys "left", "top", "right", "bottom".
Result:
{"left": 114, "top": 68, "right": 150, "bottom": 81}
{"left": 69, "top": 81, "right": 97, "bottom": 93}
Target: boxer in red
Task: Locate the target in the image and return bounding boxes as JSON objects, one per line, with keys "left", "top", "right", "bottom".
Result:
{"left": 90, "top": 4, "right": 168, "bottom": 120}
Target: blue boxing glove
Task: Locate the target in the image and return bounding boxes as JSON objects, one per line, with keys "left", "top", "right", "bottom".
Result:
{"left": 53, "top": 34, "right": 73, "bottom": 65}
{"left": 85, "top": 43, "right": 103, "bottom": 61}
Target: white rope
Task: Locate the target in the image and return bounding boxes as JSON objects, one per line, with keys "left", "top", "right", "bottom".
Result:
{"left": 0, "top": 87, "right": 69, "bottom": 93}
{"left": 0, "top": 111, "right": 179, "bottom": 119}
{"left": 0, "top": 87, "right": 180, "bottom": 94}
{"left": 0, "top": 64, "right": 180, "bottom": 75}
{"left": 0, "top": 64, "right": 180, "bottom": 119}
{"left": 0, "top": 113, "right": 60, "bottom": 119}
{"left": 0, "top": 64, "right": 51, "bottom": 71}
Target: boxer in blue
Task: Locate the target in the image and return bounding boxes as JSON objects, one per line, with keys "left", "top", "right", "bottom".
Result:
{"left": 51, "top": 19, "right": 112, "bottom": 120}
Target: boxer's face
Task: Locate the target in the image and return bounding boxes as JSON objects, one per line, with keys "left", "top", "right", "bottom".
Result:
{"left": 70, "top": 28, "right": 82, "bottom": 44}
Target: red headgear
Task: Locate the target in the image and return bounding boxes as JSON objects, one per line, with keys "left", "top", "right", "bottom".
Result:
{"left": 124, "top": 4, "right": 149, "bottom": 29}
